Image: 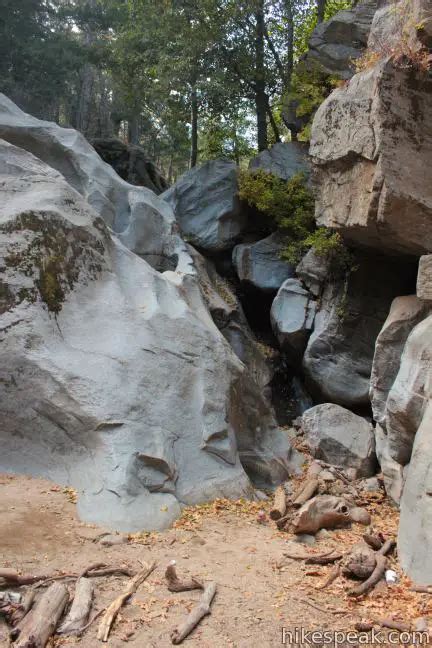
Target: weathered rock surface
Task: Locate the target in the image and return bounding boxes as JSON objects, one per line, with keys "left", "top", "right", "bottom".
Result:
{"left": 370, "top": 296, "right": 429, "bottom": 427}
{"left": 0, "top": 94, "right": 186, "bottom": 272}
{"left": 310, "top": 59, "right": 432, "bottom": 256}
{"left": 270, "top": 279, "right": 316, "bottom": 360}
{"left": 303, "top": 254, "right": 414, "bottom": 408}
{"left": 249, "top": 142, "right": 310, "bottom": 181}
{"left": 385, "top": 314, "right": 432, "bottom": 465}
{"left": 163, "top": 160, "right": 246, "bottom": 252}
{"left": 0, "top": 139, "right": 298, "bottom": 531}
{"left": 417, "top": 255, "right": 432, "bottom": 301}
{"left": 232, "top": 233, "right": 294, "bottom": 293}
{"left": 302, "top": 404, "right": 376, "bottom": 477}
{"left": 375, "top": 424, "right": 405, "bottom": 506}
{"left": 92, "top": 137, "right": 168, "bottom": 194}
{"left": 296, "top": 248, "right": 331, "bottom": 297}
{"left": 304, "top": 0, "right": 378, "bottom": 79}
{"left": 399, "top": 401, "right": 432, "bottom": 584}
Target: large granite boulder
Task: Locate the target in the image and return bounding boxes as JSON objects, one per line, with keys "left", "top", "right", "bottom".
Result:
{"left": 162, "top": 160, "right": 246, "bottom": 252}
{"left": 232, "top": 233, "right": 294, "bottom": 293}
{"left": 0, "top": 94, "right": 186, "bottom": 272}
{"left": 370, "top": 296, "right": 428, "bottom": 428}
{"left": 310, "top": 58, "right": 432, "bottom": 256}
{"left": 304, "top": 0, "right": 378, "bottom": 79}
{"left": 92, "top": 137, "right": 168, "bottom": 194}
{"left": 296, "top": 247, "right": 331, "bottom": 297}
{"left": 302, "top": 404, "right": 376, "bottom": 477}
{"left": 375, "top": 424, "right": 405, "bottom": 506}
{"left": 399, "top": 401, "right": 432, "bottom": 584}
{"left": 303, "top": 254, "right": 414, "bottom": 408}
{"left": 385, "top": 314, "right": 432, "bottom": 466}
{"left": 249, "top": 142, "right": 310, "bottom": 181}
{"left": 0, "top": 139, "right": 299, "bottom": 531}
{"left": 270, "top": 279, "right": 316, "bottom": 361}
{"left": 417, "top": 255, "right": 432, "bottom": 301}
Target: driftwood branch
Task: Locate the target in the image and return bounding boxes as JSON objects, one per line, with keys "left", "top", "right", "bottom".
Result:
{"left": 165, "top": 562, "right": 203, "bottom": 592}
{"left": 9, "top": 590, "right": 35, "bottom": 639}
{"left": 171, "top": 582, "right": 217, "bottom": 645}
{"left": 58, "top": 577, "right": 93, "bottom": 635}
{"left": 270, "top": 485, "right": 287, "bottom": 521}
{"left": 14, "top": 582, "right": 69, "bottom": 648}
{"left": 293, "top": 477, "right": 319, "bottom": 509}
{"left": 97, "top": 560, "right": 156, "bottom": 642}
{"left": 349, "top": 554, "right": 387, "bottom": 597}
{"left": 377, "top": 539, "right": 396, "bottom": 556}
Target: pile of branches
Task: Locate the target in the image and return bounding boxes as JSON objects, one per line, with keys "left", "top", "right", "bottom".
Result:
{"left": 0, "top": 561, "right": 216, "bottom": 646}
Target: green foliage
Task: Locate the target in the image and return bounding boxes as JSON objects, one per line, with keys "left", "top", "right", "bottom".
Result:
{"left": 239, "top": 169, "right": 352, "bottom": 272}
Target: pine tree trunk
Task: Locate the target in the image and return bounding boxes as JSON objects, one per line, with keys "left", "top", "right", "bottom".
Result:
{"left": 128, "top": 113, "right": 140, "bottom": 145}
{"left": 190, "top": 84, "right": 198, "bottom": 168}
{"left": 255, "top": 0, "right": 268, "bottom": 152}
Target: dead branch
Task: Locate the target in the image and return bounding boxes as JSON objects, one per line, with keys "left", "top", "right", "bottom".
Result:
{"left": 97, "top": 560, "right": 156, "bottom": 642}
{"left": 363, "top": 533, "right": 383, "bottom": 551}
{"left": 316, "top": 565, "right": 340, "bottom": 590}
{"left": 171, "top": 582, "right": 217, "bottom": 645}
{"left": 14, "top": 582, "right": 69, "bottom": 648}
{"left": 275, "top": 512, "right": 292, "bottom": 530}
{"left": 58, "top": 577, "right": 93, "bottom": 635}
{"left": 410, "top": 585, "right": 432, "bottom": 594}
{"left": 165, "top": 561, "right": 203, "bottom": 592}
{"left": 378, "top": 618, "right": 411, "bottom": 632}
{"left": 293, "top": 477, "right": 319, "bottom": 509}
{"left": 348, "top": 554, "right": 387, "bottom": 597}
{"left": 377, "top": 539, "right": 396, "bottom": 556}
{"left": 9, "top": 590, "right": 35, "bottom": 636}
{"left": 270, "top": 485, "right": 287, "bottom": 521}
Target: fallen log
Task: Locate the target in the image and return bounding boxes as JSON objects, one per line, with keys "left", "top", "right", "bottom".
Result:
{"left": 275, "top": 513, "right": 291, "bottom": 531}
{"left": 165, "top": 561, "right": 203, "bottom": 593}
{"left": 270, "top": 485, "right": 287, "bottom": 521}
{"left": 14, "top": 582, "right": 69, "bottom": 648}
{"left": 293, "top": 495, "right": 351, "bottom": 535}
{"left": 171, "top": 582, "right": 217, "bottom": 645}
{"left": 58, "top": 577, "right": 93, "bottom": 635}
{"left": 97, "top": 560, "right": 156, "bottom": 642}
{"left": 293, "top": 477, "right": 319, "bottom": 509}
{"left": 349, "top": 554, "right": 387, "bottom": 597}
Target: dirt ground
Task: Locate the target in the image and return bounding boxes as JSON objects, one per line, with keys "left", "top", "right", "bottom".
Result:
{"left": 0, "top": 471, "right": 430, "bottom": 648}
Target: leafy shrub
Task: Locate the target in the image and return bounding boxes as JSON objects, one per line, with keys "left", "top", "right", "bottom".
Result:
{"left": 238, "top": 169, "right": 351, "bottom": 273}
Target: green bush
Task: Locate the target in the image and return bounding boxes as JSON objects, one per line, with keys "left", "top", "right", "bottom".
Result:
{"left": 238, "top": 169, "right": 352, "bottom": 273}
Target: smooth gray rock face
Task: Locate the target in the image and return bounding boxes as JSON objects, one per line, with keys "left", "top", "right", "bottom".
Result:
{"left": 249, "top": 142, "right": 310, "bottom": 181}
{"left": 296, "top": 248, "right": 331, "bottom": 297}
{"left": 386, "top": 314, "right": 432, "bottom": 466}
{"left": 0, "top": 94, "right": 188, "bottom": 273}
{"left": 370, "top": 296, "right": 429, "bottom": 428}
{"left": 310, "top": 59, "right": 432, "bottom": 255}
{"left": 304, "top": 0, "right": 378, "bottom": 79}
{"left": 0, "top": 140, "right": 298, "bottom": 531}
{"left": 399, "top": 401, "right": 432, "bottom": 585}
{"left": 270, "top": 279, "right": 316, "bottom": 360}
{"left": 232, "top": 233, "right": 294, "bottom": 293}
{"left": 375, "top": 424, "right": 405, "bottom": 506}
{"left": 303, "top": 255, "right": 412, "bottom": 408}
{"left": 417, "top": 255, "right": 432, "bottom": 301}
{"left": 302, "top": 404, "right": 376, "bottom": 477}
{"left": 187, "top": 246, "right": 302, "bottom": 484}
{"left": 162, "top": 160, "right": 246, "bottom": 252}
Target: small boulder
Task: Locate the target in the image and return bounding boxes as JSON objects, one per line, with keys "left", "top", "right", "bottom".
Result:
{"left": 370, "top": 295, "right": 428, "bottom": 427}
{"left": 270, "top": 279, "right": 316, "bottom": 360}
{"left": 375, "top": 425, "right": 405, "bottom": 506}
{"left": 232, "top": 233, "right": 294, "bottom": 293}
{"left": 249, "top": 142, "right": 310, "bottom": 181}
{"left": 162, "top": 159, "right": 246, "bottom": 252}
{"left": 296, "top": 248, "right": 331, "bottom": 297}
{"left": 302, "top": 404, "right": 377, "bottom": 477}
